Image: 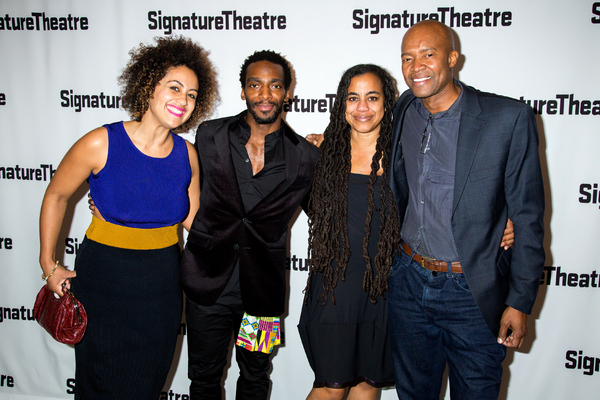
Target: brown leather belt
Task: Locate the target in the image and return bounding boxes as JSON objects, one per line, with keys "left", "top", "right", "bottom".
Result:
{"left": 401, "top": 242, "right": 463, "bottom": 274}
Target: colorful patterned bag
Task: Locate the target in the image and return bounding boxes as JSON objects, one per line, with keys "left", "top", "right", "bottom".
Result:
{"left": 236, "top": 313, "right": 281, "bottom": 354}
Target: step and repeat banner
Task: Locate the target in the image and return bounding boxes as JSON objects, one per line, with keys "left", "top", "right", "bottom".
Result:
{"left": 1, "top": 0, "right": 599, "bottom": 399}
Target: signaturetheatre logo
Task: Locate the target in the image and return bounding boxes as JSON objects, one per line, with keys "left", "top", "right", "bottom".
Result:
{"left": 0, "top": 164, "right": 56, "bottom": 181}
{"left": 0, "top": 374, "right": 14, "bottom": 388}
{"left": 580, "top": 183, "right": 600, "bottom": 209}
{"left": 60, "top": 90, "right": 121, "bottom": 113}
{"left": 148, "top": 10, "right": 287, "bottom": 35}
{"left": 519, "top": 94, "right": 600, "bottom": 115}
{"left": 541, "top": 266, "right": 600, "bottom": 288}
{"left": 284, "top": 94, "right": 337, "bottom": 114}
{"left": 0, "top": 237, "right": 12, "bottom": 250}
{"left": 566, "top": 350, "right": 600, "bottom": 376}
{"left": 68, "top": 378, "right": 192, "bottom": 398}
{"left": 287, "top": 254, "right": 309, "bottom": 272}
{"left": 0, "top": 12, "right": 88, "bottom": 31}
{"left": 352, "top": 7, "right": 512, "bottom": 34}
{"left": 0, "top": 306, "right": 35, "bottom": 323}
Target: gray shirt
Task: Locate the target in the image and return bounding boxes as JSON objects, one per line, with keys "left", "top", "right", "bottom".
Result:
{"left": 401, "top": 80, "right": 464, "bottom": 261}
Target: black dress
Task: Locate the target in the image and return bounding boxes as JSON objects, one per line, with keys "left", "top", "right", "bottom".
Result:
{"left": 298, "top": 173, "right": 394, "bottom": 388}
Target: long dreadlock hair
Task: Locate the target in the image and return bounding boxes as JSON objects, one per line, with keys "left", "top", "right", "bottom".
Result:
{"left": 305, "top": 64, "right": 401, "bottom": 305}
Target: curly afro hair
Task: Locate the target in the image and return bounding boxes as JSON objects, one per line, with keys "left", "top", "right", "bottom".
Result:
{"left": 119, "top": 36, "right": 218, "bottom": 133}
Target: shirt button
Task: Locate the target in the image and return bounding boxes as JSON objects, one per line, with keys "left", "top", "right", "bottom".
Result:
{"left": 233, "top": 244, "right": 239, "bottom": 250}
{"left": 245, "top": 159, "right": 250, "bottom": 163}
{"left": 242, "top": 218, "right": 249, "bottom": 223}
{"left": 420, "top": 200, "right": 424, "bottom": 204}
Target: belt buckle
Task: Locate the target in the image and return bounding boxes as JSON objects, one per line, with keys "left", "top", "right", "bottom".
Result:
{"left": 421, "top": 255, "right": 438, "bottom": 271}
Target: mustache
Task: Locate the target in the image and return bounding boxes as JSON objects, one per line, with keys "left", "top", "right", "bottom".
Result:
{"left": 251, "top": 100, "right": 278, "bottom": 107}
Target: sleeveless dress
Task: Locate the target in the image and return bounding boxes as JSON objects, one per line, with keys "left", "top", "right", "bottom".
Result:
{"left": 298, "top": 173, "right": 394, "bottom": 388}
{"left": 70, "top": 122, "right": 190, "bottom": 400}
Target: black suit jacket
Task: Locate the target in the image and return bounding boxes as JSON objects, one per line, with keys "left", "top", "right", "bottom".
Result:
{"left": 390, "top": 83, "right": 545, "bottom": 336}
{"left": 180, "top": 112, "right": 320, "bottom": 317}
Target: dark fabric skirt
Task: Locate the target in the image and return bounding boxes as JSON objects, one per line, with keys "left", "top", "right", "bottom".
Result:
{"left": 70, "top": 237, "right": 182, "bottom": 400}
{"left": 298, "top": 271, "right": 395, "bottom": 389}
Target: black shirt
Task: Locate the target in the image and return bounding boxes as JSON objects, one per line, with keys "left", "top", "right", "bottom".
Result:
{"left": 228, "top": 112, "right": 286, "bottom": 213}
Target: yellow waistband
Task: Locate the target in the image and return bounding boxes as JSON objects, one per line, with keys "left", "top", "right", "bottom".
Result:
{"left": 85, "top": 216, "right": 179, "bottom": 250}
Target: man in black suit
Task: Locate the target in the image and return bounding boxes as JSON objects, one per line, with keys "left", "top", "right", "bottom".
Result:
{"left": 388, "top": 20, "right": 545, "bottom": 399}
{"left": 180, "top": 50, "right": 319, "bottom": 400}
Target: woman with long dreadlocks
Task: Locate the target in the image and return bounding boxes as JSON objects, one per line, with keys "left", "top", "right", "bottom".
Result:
{"left": 298, "top": 64, "right": 400, "bottom": 400}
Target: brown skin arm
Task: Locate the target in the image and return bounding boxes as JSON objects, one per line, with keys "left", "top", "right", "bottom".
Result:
{"left": 181, "top": 141, "right": 201, "bottom": 232}
{"left": 39, "top": 127, "right": 108, "bottom": 296}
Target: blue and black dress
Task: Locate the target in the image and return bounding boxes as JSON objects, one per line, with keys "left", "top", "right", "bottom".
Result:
{"left": 70, "top": 122, "right": 190, "bottom": 399}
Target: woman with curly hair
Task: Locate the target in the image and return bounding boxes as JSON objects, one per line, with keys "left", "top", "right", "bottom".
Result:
{"left": 298, "top": 64, "right": 400, "bottom": 400}
{"left": 38, "top": 36, "right": 217, "bottom": 399}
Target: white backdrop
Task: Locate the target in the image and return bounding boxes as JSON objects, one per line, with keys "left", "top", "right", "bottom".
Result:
{"left": 1, "top": 0, "right": 599, "bottom": 399}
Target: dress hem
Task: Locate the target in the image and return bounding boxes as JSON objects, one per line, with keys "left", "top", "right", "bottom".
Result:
{"left": 313, "top": 376, "right": 395, "bottom": 389}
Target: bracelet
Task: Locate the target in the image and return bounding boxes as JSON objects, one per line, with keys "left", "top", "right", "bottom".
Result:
{"left": 41, "top": 260, "right": 60, "bottom": 282}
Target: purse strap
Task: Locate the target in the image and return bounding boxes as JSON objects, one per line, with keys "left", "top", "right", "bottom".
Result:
{"left": 62, "top": 282, "right": 83, "bottom": 326}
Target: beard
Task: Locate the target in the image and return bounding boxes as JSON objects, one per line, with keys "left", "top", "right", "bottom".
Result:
{"left": 246, "top": 98, "right": 285, "bottom": 125}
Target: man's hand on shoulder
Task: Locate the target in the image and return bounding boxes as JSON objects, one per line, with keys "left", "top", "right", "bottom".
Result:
{"left": 88, "top": 193, "right": 95, "bottom": 213}
{"left": 305, "top": 133, "right": 323, "bottom": 147}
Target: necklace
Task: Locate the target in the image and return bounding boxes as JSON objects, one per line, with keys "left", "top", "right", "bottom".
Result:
{"left": 352, "top": 152, "right": 371, "bottom": 174}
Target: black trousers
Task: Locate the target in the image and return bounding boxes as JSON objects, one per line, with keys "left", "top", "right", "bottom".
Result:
{"left": 185, "top": 267, "right": 272, "bottom": 400}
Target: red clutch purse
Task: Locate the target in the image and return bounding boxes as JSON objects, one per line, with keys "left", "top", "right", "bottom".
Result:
{"left": 33, "top": 284, "right": 87, "bottom": 344}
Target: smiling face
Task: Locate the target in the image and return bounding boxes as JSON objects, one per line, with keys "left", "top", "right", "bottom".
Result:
{"left": 401, "top": 21, "right": 459, "bottom": 113}
{"left": 146, "top": 65, "right": 199, "bottom": 130}
{"left": 241, "top": 60, "right": 290, "bottom": 125}
{"left": 344, "top": 73, "right": 385, "bottom": 137}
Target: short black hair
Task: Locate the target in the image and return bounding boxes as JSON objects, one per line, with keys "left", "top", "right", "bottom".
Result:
{"left": 239, "top": 50, "right": 292, "bottom": 91}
